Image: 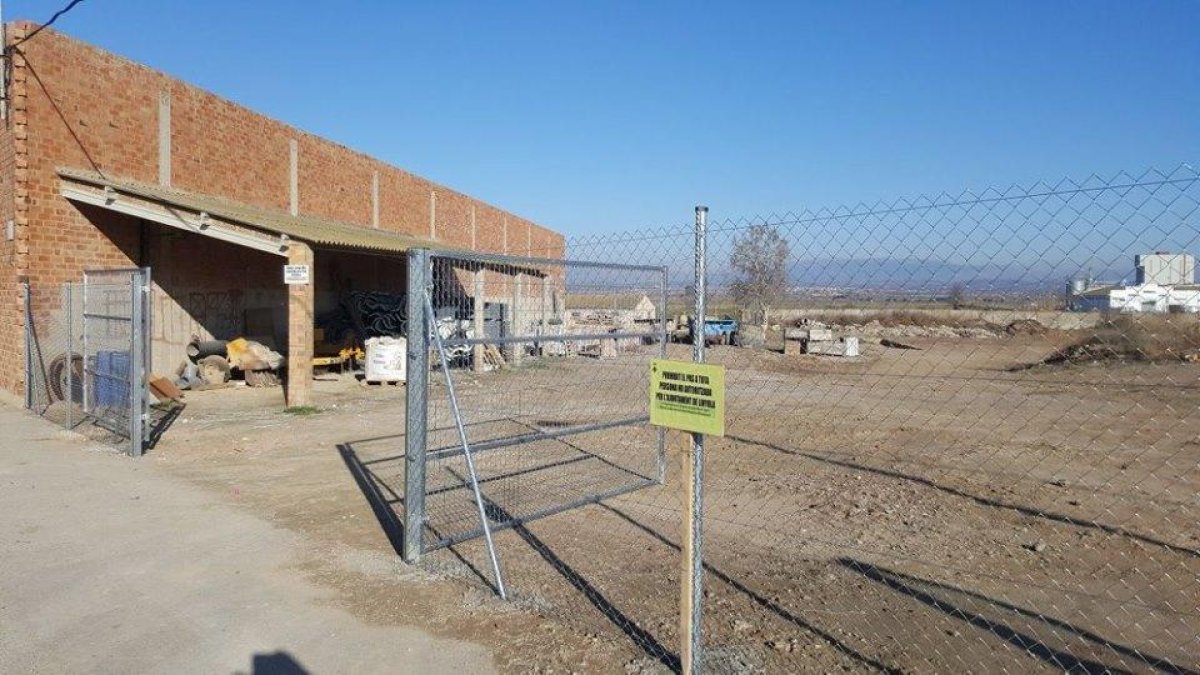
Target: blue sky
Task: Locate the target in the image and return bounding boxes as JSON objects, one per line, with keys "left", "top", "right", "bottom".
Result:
{"left": 7, "top": 1, "right": 1199, "bottom": 238}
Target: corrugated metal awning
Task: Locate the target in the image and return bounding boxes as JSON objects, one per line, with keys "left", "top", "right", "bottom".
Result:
{"left": 57, "top": 167, "right": 441, "bottom": 256}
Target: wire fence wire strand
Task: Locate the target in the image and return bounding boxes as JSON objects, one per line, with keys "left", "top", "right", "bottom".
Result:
{"left": 395, "top": 165, "right": 1200, "bottom": 673}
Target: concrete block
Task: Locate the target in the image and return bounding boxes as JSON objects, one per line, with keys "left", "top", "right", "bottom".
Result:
{"left": 741, "top": 325, "right": 767, "bottom": 346}
{"left": 805, "top": 337, "right": 859, "bottom": 357}
{"left": 600, "top": 338, "right": 617, "bottom": 359}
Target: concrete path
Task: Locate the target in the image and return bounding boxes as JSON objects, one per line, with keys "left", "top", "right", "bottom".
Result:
{"left": 0, "top": 404, "right": 494, "bottom": 674}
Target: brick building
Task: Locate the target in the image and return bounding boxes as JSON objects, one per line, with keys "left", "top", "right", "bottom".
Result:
{"left": 0, "top": 23, "right": 562, "bottom": 406}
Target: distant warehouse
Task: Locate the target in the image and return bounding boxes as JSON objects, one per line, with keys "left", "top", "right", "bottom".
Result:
{"left": 1069, "top": 253, "right": 1200, "bottom": 313}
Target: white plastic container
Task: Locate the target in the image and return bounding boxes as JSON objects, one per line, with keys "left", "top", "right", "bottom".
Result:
{"left": 365, "top": 336, "right": 407, "bottom": 383}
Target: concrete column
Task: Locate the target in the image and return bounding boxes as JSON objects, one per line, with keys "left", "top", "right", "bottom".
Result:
{"left": 286, "top": 242, "right": 314, "bottom": 407}
{"left": 371, "top": 171, "right": 380, "bottom": 228}
{"left": 157, "top": 91, "right": 171, "bottom": 187}
{"left": 289, "top": 139, "right": 299, "bottom": 216}
{"left": 473, "top": 270, "right": 485, "bottom": 372}
{"left": 526, "top": 222, "right": 532, "bottom": 256}
{"left": 429, "top": 191, "right": 437, "bottom": 239}
{"left": 541, "top": 275, "right": 550, "bottom": 334}
{"left": 470, "top": 206, "right": 477, "bottom": 250}
{"left": 502, "top": 217, "right": 508, "bottom": 253}
{"left": 510, "top": 273, "right": 523, "bottom": 366}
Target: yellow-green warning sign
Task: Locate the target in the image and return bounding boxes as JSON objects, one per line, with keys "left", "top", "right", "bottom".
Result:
{"left": 649, "top": 359, "right": 726, "bottom": 437}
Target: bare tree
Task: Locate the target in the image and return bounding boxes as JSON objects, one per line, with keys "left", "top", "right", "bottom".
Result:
{"left": 682, "top": 282, "right": 698, "bottom": 311}
{"left": 948, "top": 282, "right": 967, "bottom": 309}
{"left": 730, "top": 224, "right": 789, "bottom": 326}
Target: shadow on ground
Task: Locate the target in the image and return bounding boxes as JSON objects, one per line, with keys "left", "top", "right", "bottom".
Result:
{"left": 727, "top": 433, "right": 1200, "bottom": 559}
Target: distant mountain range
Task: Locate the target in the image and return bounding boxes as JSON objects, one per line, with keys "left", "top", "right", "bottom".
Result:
{"left": 702, "top": 257, "right": 1135, "bottom": 293}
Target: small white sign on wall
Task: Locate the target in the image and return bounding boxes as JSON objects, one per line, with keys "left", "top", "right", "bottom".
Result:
{"left": 283, "top": 264, "right": 310, "bottom": 285}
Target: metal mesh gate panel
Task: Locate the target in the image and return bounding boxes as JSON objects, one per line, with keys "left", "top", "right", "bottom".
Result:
{"left": 407, "top": 250, "right": 670, "bottom": 555}
{"left": 80, "top": 268, "right": 150, "bottom": 456}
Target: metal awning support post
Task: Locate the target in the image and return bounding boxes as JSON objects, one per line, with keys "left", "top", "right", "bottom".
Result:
{"left": 425, "top": 291, "right": 508, "bottom": 600}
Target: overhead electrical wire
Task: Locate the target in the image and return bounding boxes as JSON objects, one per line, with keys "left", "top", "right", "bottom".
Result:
{"left": 6, "top": 0, "right": 87, "bottom": 54}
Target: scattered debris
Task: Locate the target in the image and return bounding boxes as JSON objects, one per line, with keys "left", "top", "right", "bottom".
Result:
{"left": 197, "top": 354, "right": 231, "bottom": 385}
{"left": 186, "top": 336, "right": 284, "bottom": 387}
{"left": 794, "top": 313, "right": 1003, "bottom": 339}
{"left": 880, "top": 339, "right": 922, "bottom": 350}
{"left": 320, "top": 290, "right": 407, "bottom": 341}
{"left": 1005, "top": 319, "right": 1048, "bottom": 336}
{"left": 148, "top": 375, "right": 184, "bottom": 402}
{"left": 226, "top": 338, "right": 284, "bottom": 372}
{"left": 482, "top": 344, "right": 507, "bottom": 369}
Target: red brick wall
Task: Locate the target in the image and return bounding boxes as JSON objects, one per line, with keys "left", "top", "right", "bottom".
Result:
{"left": 0, "top": 123, "right": 18, "bottom": 395}
{"left": 0, "top": 23, "right": 562, "bottom": 397}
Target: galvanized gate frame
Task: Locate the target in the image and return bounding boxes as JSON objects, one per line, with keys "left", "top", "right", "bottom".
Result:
{"left": 403, "top": 248, "right": 669, "bottom": 572}
{"left": 423, "top": 289, "right": 508, "bottom": 599}
{"left": 81, "top": 267, "right": 152, "bottom": 457}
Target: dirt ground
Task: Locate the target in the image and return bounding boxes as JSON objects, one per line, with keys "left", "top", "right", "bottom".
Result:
{"left": 0, "top": 405, "right": 494, "bottom": 674}
{"left": 134, "top": 333, "right": 1199, "bottom": 673}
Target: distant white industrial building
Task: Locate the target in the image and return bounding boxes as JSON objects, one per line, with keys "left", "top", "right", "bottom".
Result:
{"left": 1069, "top": 252, "right": 1200, "bottom": 313}
{"left": 1136, "top": 252, "right": 1195, "bottom": 285}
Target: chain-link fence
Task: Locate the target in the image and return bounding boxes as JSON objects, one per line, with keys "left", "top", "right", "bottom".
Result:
{"left": 24, "top": 279, "right": 85, "bottom": 427}
{"left": 382, "top": 165, "right": 1200, "bottom": 672}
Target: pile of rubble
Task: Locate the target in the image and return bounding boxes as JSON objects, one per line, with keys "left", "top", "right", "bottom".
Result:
{"left": 793, "top": 317, "right": 1010, "bottom": 340}
{"left": 849, "top": 320, "right": 1000, "bottom": 339}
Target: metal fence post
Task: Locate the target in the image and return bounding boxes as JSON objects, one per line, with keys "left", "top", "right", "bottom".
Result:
{"left": 82, "top": 275, "right": 90, "bottom": 416}
{"left": 404, "top": 248, "right": 431, "bottom": 563}
{"left": 656, "top": 265, "right": 669, "bottom": 484}
{"left": 22, "top": 277, "right": 32, "bottom": 410}
{"left": 65, "top": 283, "right": 73, "bottom": 430}
{"left": 142, "top": 267, "right": 153, "bottom": 446}
{"left": 129, "top": 270, "right": 145, "bottom": 457}
{"left": 681, "top": 206, "right": 707, "bottom": 674}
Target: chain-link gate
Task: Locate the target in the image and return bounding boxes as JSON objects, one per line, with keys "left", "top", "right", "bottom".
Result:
{"left": 25, "top": 268, "right": 152, "bottom": 458}
{"left": 81, "top": 268, "right": 152, "bottom": 457}
{"left": 402, "top": 249, "right": 670, "bottom": 583}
